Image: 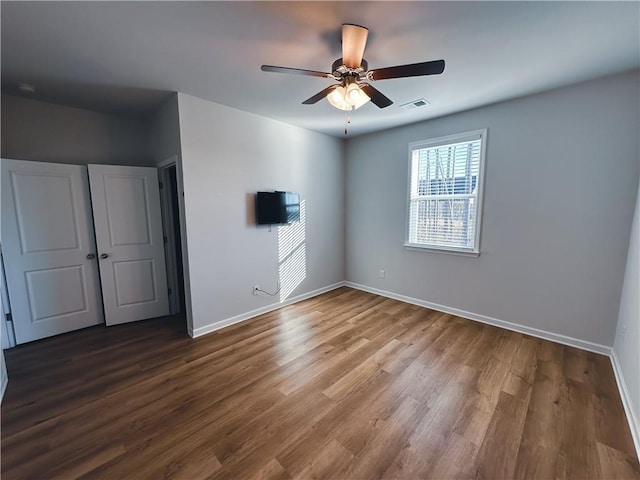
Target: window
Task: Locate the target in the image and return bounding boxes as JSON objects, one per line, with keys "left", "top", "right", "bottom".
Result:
{"left": 406, "top": 129, "right": 487, "bottom": 254}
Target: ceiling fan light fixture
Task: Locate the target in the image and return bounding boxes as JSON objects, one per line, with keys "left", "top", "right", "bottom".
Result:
{"left": 327, "top": 84, "right": 370, "bottom": 111}
{"left": 327, "top": 86, "right": 348, "bottom": 110}
{"left": 346, "top": 83, "right": 369, "bottom": 106}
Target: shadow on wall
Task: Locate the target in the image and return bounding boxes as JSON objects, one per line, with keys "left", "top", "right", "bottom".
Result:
{"left": 278, "top": 200, "right": 306, "bottom": 302}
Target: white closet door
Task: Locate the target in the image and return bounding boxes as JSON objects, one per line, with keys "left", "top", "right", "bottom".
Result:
{"left": 88, "top": 165, "right": 169, "bottom": 326}
{"left": 1, "top": 159, "right": 104, "bottom": 344}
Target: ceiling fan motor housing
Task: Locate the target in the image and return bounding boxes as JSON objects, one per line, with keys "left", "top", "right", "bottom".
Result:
{"left": 332, "top": 58, "right": 368, "bottom": 79}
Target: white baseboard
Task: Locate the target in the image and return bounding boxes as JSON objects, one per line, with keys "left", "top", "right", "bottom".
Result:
{"left": 345, "top": 282, "right": 611, "bottom": 355}
{"left": 610, "top": 350, "right": 640, "bottom": 458}
{"left": 189, "top": 282, "right": 346, "bottom": 338}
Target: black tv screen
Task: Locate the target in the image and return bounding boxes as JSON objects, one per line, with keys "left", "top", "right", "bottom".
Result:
{"left": 256, "top": 191, "right": 300, "bottom": 225}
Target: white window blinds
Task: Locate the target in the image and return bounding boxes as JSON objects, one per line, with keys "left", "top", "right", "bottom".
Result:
{"left": 406, "top": 130, "right": 486, "bottom": 254}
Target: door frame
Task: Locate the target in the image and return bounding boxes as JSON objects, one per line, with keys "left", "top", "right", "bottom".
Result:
{"left": 157, "top": 155, "right": 193, "bottom": 335}
{"left": 157, "top": 157, "right": 181, "bottom": 316}
{"left": 1, "top": 246, "right": 16, "bottom": 349}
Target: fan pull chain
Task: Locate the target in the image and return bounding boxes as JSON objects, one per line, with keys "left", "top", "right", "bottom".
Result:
{"left": 344, "top": 107, "right": 353, "bottom": 135}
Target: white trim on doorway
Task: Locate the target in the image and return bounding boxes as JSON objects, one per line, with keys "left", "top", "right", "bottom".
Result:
{"left": 157, "top": 157, "right": 181, "bottom": 315}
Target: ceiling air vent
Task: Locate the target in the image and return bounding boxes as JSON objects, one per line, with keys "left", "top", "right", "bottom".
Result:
{"left": 399, "top": 98, "right": 430, "bottom": 111}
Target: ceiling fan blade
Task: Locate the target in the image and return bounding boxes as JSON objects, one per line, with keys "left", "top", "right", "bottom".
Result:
{"left": 342, "top": 24, "right": 369, "bottom": 68}
{"left": 369, "top": 60, "right": 445, "bottom": 81}
{"left": 261, "top": 65, "right": 331, "bottom": 78}
{"left": 359, "top": 83, "right": 393, "bottom": 108}
{"left": 302, "top": 85, "right": 340, "bottom": 105}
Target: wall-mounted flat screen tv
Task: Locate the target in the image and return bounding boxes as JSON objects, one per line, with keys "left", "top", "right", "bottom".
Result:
{"left": 256, "top": 191, "right": 300, "bottom": 225}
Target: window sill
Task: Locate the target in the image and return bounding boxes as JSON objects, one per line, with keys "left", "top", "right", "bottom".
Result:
{"left": 403, "top": 243, "right": 480, "bottom": 257}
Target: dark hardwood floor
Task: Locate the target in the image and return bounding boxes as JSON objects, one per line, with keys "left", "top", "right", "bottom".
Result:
{"left": 2, "top": 287, "right": 639, "bottom": 479}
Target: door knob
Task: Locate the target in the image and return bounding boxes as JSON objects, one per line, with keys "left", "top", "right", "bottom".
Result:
{"left": 86, "top": 253, "right": 96, "bottom": 260}
{"left": 99, "top": 253, "right": 109, "bottom": 259}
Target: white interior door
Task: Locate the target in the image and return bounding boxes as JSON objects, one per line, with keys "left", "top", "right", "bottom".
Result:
{"left": 88, "top": 165, "right": 169, "bottom": 326}
{"left": 1, "top": 159, "right": 104, "bottom": 344}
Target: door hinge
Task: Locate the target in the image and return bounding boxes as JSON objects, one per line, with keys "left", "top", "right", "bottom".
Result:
{"left": 5, "top": 312, "right": 12, "bottom": 322}
{"left": 159, "top": 182, "right": 164, "bottom": 189}
{"left": 163, "top": 236, "right": 168, "bottom": 244}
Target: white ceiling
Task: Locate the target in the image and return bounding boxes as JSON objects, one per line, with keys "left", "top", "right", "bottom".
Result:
{"left": 2, "top": 1, "right": 639, "bottom": 138}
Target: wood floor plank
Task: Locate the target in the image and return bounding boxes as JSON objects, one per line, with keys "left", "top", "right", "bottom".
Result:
{"left": 275, "top": 369, "right": 392, "bottom": 476}
{"left": 512, "top": 358, "right": 568, "bottom": 479}
{"left": 247, "top": 458, "right": 291, "bottom": 480}
{"left": 322, "top": 337, "right": 399, "bottom": 401}
{"left": 293, "top": 439, "right": 354, "bottom": 479}
{"left": 451, "top": 356, "right": 510, "bottom": 447}
{"left": 382, "top": 363, "right": 480, "bottom": 479}
{"left": 475, "top": 390, "right": 533, "bottom": 479}
{"left": 2, "top": 287, "right": 638, "bottom": 479}
{"left": 597, "top": 441, "right": 640, "bottom": 479}
{"left": 590, "top": 353, "right": 639, "bottom": 457}
{"left": 558, "top": 378, "right": 603, "bottom": 479}
{"left": 427, "top": 432, "right": 481, "bottom": 479}
{"left": 337, "top": 395, "right": 429, "bottom": 479}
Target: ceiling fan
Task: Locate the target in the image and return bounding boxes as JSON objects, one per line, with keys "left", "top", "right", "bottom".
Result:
{"left": 261, "top": 24, "right": 445, "bottom": 112}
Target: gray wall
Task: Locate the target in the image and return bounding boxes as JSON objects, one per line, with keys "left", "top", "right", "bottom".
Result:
{"left": 1, "top": 95, "right": 151, "bottom": 166}
{"left": 614, "top": 184, "right": 640, "bottom": 435}
{"left": 177, "top": 93, "right": 345, "bottom": 334}
{"left": 147, "top": 93, "right": 194, "bottom": 331}
{"left": 148, "top": 94, "right": 182, "bottom": 165}
{"left": 345, "top": 70, "right": 639, "bottom": 347}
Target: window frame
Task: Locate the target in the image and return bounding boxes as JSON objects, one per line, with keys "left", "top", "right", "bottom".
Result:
{"left": 404, "top": 128, "right": 488, "bottom": 256}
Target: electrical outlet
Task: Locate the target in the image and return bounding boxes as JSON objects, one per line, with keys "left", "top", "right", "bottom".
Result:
{"left": 253, "top": 285, "right": 260, "bottom": 295}
{"left": 379, "top": 269, "right": 385, "bottom": 279}
{"left": 621, "top": 324, "right": 628, "bottom": 340}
